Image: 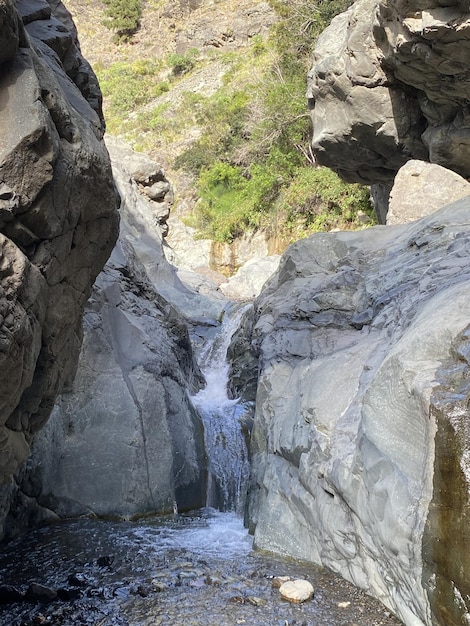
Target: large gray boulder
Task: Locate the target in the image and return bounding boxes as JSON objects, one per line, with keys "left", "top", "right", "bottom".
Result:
{"left": 387, "top": 160, "right": 470, "bottom": 225}
{"left": 0, "top": 0, "right": 118, "bottom": 538}
{"left": 307, "top": 0, "right": 470, "bottom": 184}
{"left": 246, "top": 196, "right": 470, "bottom": 626}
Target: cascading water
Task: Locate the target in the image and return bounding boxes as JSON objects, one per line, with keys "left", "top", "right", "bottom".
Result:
{"left": 191, "top": 304, "right": 251, "bottom": 514}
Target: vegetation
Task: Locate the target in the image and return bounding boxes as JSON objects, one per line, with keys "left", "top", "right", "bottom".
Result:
{"left": 177, "top": 0, "right": 372, "bottom": 242}
{"left": 97, "top": 0, "right": 375, "bottom": 244}
{"left": 102, "top": 0, "right": 142, "bottom": 40}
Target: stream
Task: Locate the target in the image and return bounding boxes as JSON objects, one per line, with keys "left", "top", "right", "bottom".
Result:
{"left": 0, "top": 509, "right": 402, "bottom": 626}
{"left": 0, "top": 305, "right": 402, "bottom": 625}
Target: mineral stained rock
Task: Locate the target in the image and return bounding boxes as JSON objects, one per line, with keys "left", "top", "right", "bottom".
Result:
{"left": 307, "top": 0, "right": 470, "bottom": 184}
{"left": 246, "top": 196, "right": 470, "bottom": 626}
{"left": 0, "top": 0, "right": 119, "bottom": 538}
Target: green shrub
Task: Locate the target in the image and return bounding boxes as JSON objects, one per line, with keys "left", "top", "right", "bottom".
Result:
{"left": 167, "top": 48, "right": 200, "bottom": 75}
{"left": 96, "top": 59, "right": 163, "bottom": 131}
{"left": 279, "top": 166, "right": 374, "bottom": 237}
{"left": 102, "top": 0, "right": 142, "bottom": 39}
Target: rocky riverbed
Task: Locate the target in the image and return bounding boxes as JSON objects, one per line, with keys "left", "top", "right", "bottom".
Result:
{"left": 0, "top": 510, "right": 402, "bottom": 625}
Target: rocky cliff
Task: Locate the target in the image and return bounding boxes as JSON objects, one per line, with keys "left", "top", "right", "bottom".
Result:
{"left": 307, "top": 0, "right": 470, "bottom": 186}
{"left": 7, "top": 138, "right": 237, "bottom": 530}
{"left": 244, "top": 2, "right": 470, "bottom": 624}
{"left": 0, "top": 0, "right": 119, "bottom": 538}
{"left": 245, "top": 196, "right": 470, "bottom": 626}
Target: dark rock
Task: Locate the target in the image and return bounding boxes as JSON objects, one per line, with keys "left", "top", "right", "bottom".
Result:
{"left": 57, "top": 587, "right": 82, "bottom": 601}
{"left": 0, "top": 583, "right": 23, "bottom": 604}
{"left": 307, "top": 0, "right": 470, "bottom": 185}
{"left": 25, "top": 582, "right": 57, "bottom": 603}
{"left": 0, "top": 0, "right": 119, "bottom": 540}
{"left": 67, "top": 573, "right": 88, "bottom": 587}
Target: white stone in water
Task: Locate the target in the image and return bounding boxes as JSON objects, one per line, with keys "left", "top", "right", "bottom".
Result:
{"left": 279, "top": 579, "right": 314, "bottom": 603}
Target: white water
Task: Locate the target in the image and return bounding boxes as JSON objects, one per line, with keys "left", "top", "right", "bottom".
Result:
{"left": 191, "top": 305, "right": 251, "bottom": 514}
{"left": 127, "top": 509, "right": 253, "bottom": 560}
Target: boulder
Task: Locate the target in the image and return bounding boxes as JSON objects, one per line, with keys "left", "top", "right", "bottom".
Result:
{"left": 0, "top": 0, "right": 119, "bottom": 540}
{"left": 246, "top": 196, "right": 470, "bottom": 626}
{"left": 219, "top": 255, "right": 281, "bottom": 301}
{"left": 307, "top": 0, "right": 470, "bottom": 185}
{"left": 387, "top": 160, "right": 470, "bottom": 224}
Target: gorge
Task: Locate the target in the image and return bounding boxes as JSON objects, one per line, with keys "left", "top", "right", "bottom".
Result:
{"left": 1, "top": 1, "right": 470, "bottom": 626}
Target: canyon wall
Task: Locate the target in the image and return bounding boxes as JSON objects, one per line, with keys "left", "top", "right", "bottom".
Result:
{"left": 246, "top": 2, "right": 470, "bottom": 625}
{"left": 7, "top": 137, "right": 231, "bottom": 530}
{"left": 0, "top": 0, "right": 119, "bottom": 538}
{"left": 246, "top": 197, "right": 470, "bottom": 626}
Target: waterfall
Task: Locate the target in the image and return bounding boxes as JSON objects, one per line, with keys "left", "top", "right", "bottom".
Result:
{"left": 191, "top": 304, "right": 251, "bottom": 514}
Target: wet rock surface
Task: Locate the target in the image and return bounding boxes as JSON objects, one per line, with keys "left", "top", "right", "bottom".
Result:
{"left": 0, "top": 511, "right": 401, "bottom": 625}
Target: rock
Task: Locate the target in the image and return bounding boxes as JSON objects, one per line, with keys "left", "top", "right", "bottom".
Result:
{"left": 307, "top": 0, "right": 470, "bottom": 184}
{"left": 307, "top": 0, "right": 427, "bottom": 185}
{"left": 67, "top": 573, "right": 88, "bottom": 587}
{"left": 246, "top": 196, "right": 470, "bottom": 626}
{"left": 229, "top": 595, "right": 245, "bottom": 604}
{"left": 96, "top": 556, "right": 113, "bottom": 568}
{"left": 170, "top": 0, "right": 276, "bottom": 54}
{"left": 16, "top": 139, "right": 219, "bottom": 521}
{"left": 0, "top": 584, "right": 23, "bottom": 604}
{"left": 387, "top": 160, "right": 470, "bottom": 225}
{"left": 25, "top": 582, "right": 58, "bottom": 603}
{"left": 106, "top": 136, "right": 173, "bottom": 237}
{"left": 219, "top": 255, "right": 281, "bottom": 301}
{"left": 0, "top": 0, "right": 118, "bottom": 540}
{"left": 151, "top": 580, "right": 169, "bottom": 592}
{"left": 57, "top": 587, "right": 82, "bottom": 601}
{"left": 279, "top": 579, "right": 314, "bottom": 603}
{"left": 0, "top": 0, "right": 21, "bottom": 65}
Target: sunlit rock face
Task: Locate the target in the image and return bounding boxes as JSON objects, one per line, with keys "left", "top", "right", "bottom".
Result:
{"left": 0, "top": 0, "right": 119, "bottom": 538}
{"left": 307, "top": 0, "right": 470, "bottom": 185}
{"left": 246, "top": 197, "right": 470, "bottom": 626}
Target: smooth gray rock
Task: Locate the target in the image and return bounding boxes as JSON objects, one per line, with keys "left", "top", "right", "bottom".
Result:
{"left": 0, "top": 0, "right": 118, "bottom": 539}
{"left": 219, "top": 255, "right": 281, "bottom": 301}
{"left": 13, "top": 139, "right": 218, "bottom": 523}
{"left": 246, "top": 196, "right": 470, "bottom": 626}
{"left": 387, "top": 160, "right": 470, "bottom": 225}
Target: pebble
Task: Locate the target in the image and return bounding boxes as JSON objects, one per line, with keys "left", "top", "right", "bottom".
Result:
{"left": 247, "top": 596, "right": 267, "bottom": 606}
{"left": 272, "top": 576, "right": 291, "bottom": 589}
{"left": 279, "top": 579, "right": 314, "bottom": 604}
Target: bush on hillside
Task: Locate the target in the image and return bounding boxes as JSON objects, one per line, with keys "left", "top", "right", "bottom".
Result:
{"left": 102, "top": 0, "right": 142, "bottom": 40}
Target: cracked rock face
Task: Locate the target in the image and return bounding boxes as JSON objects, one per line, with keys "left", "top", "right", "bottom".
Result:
{"left": 0, "top": 0, "right": 119, "bottom": 538}
{"left": 307, "top": 0, "right": 470, "bottom": 184}
{"left": 246, "top": 196, "right": 470, "bottom": 626}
